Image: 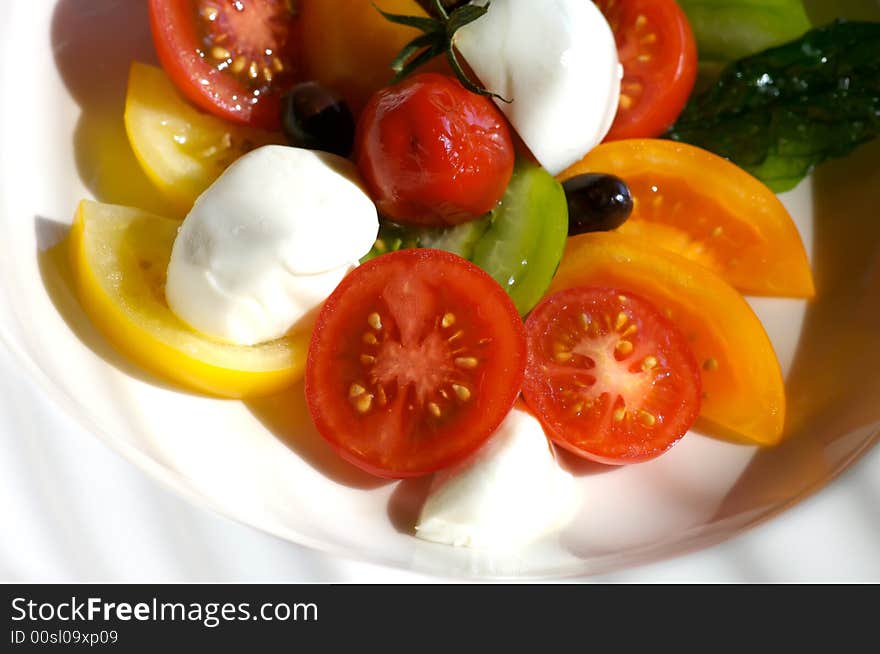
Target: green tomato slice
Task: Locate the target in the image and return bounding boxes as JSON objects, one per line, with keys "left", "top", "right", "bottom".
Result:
{"left": 471, "top": 161, "right": 568, "bottom": 316}
{"left": 362, "top": 161, "right": 568, "bottom": 316}
{"left": 419, "top": 219, "right": 492, "bottom": 258}
{"left": 362, "top": 216, "right": 491, "bottom": 262}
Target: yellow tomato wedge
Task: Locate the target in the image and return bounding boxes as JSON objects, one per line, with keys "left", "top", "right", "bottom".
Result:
{"left": 559, "top": 139, "right": 815, "bottom": 298}
{"left": 69, "top": 200, "right": 309, "bottom": 398}
{"left": 124, "top": 62, "right": 283, "bottom": 213}
{"left": 549, "top": 231, "right": 785, "bottom": 445}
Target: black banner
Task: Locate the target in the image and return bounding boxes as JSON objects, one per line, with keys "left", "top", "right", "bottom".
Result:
{"left": 2, "top": 584, "right": 873, "bottom": 650}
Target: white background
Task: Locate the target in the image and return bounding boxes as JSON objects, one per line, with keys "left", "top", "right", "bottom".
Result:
{"left": 3, "top": 336, "right": 878, "bottom": 582}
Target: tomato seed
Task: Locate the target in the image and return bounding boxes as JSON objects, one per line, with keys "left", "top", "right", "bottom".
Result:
{"left": 231, "top": 57, "right": 247, "bottom": 74}
{"left": 452, "top": 384, "right": 471, "bottom": 401}
{"left": 349, "top": 383, "right": 366, "bottom": 398}
{"left": 200, "top": 6, "right": 219, "bottom": 21}
{"left": 615, "top": 340, "right": 634, "bottom": 356}
{"left": 355, "top": 394, "right": 373, "bottom": 414}
{"left": 639, "top": 410, "right": 657, "bottom": 427}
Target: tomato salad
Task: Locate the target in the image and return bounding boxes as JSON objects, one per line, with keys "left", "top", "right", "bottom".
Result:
{"left": 64, "top": 0, "right": 880, "bottom": 550}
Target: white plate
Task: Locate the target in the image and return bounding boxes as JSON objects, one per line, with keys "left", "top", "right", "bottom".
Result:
{"left": 1, "top": 0, "right": 879, "bottom": 579}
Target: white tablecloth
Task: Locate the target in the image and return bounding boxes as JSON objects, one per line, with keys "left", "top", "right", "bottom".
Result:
{"left": 2, "top": 342, "right": 878, "bottom": 583}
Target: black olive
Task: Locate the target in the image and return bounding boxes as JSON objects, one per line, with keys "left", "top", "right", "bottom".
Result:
{"left": 563, "top": 173, "right": 634, "bottom": 235}
{"left": 281, "top": 82, "right": 355, "bottom": 157}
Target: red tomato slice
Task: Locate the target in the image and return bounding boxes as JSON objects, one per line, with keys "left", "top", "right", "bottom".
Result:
{"left": 523, "top": 287, "right": 701, "bottom": 465}
{"left": 148, "top": 0, "right": 299, "bottom": 129}
{"left": 595, "top": 0, "right": 697, "bottom": 141}
{"left": 305, "top": 249, "right": 527, "bottom": 478}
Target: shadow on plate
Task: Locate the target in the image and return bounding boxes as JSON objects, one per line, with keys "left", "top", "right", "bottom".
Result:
{"left": 50, "top": 0, "right": 180, "bottom": 218}
{"left": 246, "top": 387, "right": 392, "bottom": 491}
{"left": 553, "top": 447, "right": 615, "bottom": 477}
{"left": 387, "top": 475, "right": 435, "bottom": 536}
{"left": 705, "top": 139, "right": 880, "bottom": 526}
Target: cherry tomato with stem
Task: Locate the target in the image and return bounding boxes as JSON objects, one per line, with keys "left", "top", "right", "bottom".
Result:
{"left": 355, "top": 73, "right": 515, "bottom": 227}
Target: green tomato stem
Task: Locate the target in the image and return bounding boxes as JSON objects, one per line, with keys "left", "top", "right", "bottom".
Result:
{"left": 414, "top": 0, "right": 470, "bottom": 18}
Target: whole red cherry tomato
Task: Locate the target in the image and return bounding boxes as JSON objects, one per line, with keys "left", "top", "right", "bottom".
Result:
{"left": 355, "top": 73, "right": 515, "bottom": 227}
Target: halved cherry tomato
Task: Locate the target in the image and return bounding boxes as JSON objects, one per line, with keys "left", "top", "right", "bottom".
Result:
{"left": 559, "top": 139, "right": 815, "bottom": 298}
{"left": 524, "top": 287, "right": 701, "bottom": 464}
{"left": 305, "top": 248, "right": 526, "bottom": 478}
{"left": 355, "top": 73, "right": 515, "bottom": 226}
{"left": 595, "top": 0, "right": 697, "bottom": 140}
{"left": 148, "top": 0, "right": 299, "bottom": 129}
{"left": 549, "top": 231, "right": 786, "bottom": 446}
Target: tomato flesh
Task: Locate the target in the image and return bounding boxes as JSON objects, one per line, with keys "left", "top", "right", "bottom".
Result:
{"left": 523, "top": 287, "right": 701, "bottom": 465}
{"left": 355, "top": 73, "right": 515, "bottom": 227}
{"left": 148, "top": 0, "right": 298, "bottom": 129}
{"left": 558, "top": 139, "right": 815, "bottom": 298}
{"left": 595, "top": 0, "right": 697, "bottom": 140}
{"left": 305, "top": 249, "right": 527, "bottom": 478}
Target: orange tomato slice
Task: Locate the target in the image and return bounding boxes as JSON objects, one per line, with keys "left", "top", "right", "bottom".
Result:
{"left": 298, "top": 0, "right": 449, "bottom": 117}
{"left": 549, "top": 231, "right": 785, "bottom": 445}
{"left": 558, "top": 139, "right": 814, "bottom": 299}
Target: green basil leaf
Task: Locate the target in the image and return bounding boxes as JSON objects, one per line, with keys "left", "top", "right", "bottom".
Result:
{"left": 667, "top": 20, "right": 880, "bottom": 193}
